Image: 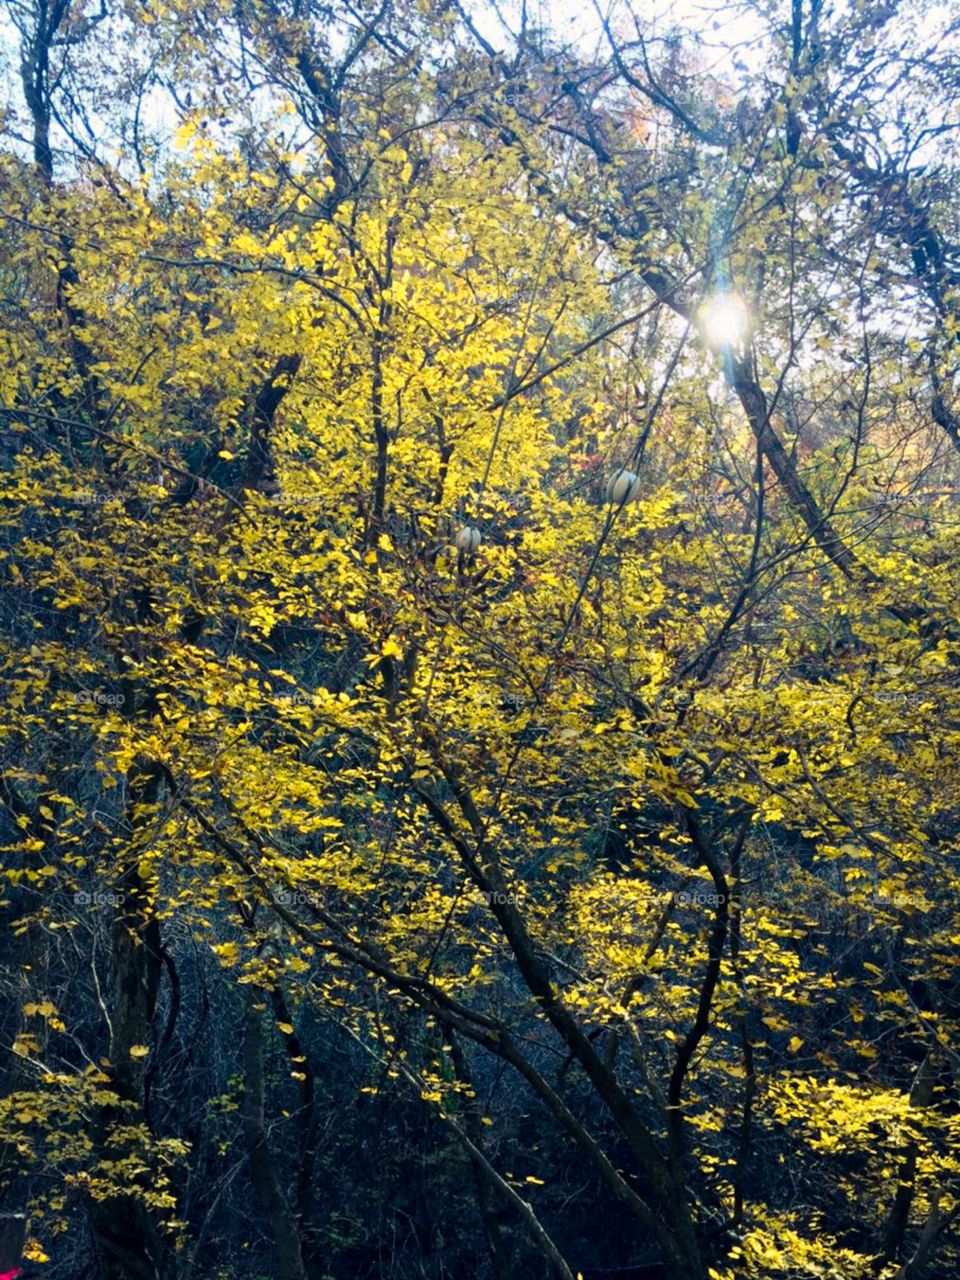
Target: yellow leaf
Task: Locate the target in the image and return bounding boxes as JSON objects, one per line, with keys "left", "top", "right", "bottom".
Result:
{"left": 24, "top": 1239, "right": 49, "bottom": 1263}
{"left": 173, "top": 120, "right": 197, "bottom": 146}
{"left": 212, "top": 941, "right": 241, "bottom": 966}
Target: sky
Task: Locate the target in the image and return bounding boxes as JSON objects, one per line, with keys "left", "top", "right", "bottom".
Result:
{"left": 0, "top": 0, "right": 956, "bottom": 171}
{"left": 465, "top": 0, "right": 769, "bottom": 76}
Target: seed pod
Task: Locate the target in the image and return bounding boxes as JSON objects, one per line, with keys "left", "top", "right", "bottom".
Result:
{"left": 605, "top": 468, "right": 640, "bottom": 505}
{"left": 455, "top": 526, "right": 482, "bottom": 553}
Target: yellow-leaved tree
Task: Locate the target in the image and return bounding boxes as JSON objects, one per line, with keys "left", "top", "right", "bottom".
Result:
{"left": 1, "top": 2, "right": 959, "bottom": 1279}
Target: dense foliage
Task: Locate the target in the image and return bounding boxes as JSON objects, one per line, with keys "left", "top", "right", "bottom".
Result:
{"left": 1, "top": 1, "right": 959, "bottom": 1278}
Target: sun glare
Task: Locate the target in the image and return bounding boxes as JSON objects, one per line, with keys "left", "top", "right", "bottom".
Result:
{"left": 700, "top": 293, "right": 751, "bottom": 349}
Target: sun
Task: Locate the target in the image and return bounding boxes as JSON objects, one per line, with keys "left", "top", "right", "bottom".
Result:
{"left": 699, "top": 292, "right": 751, "bottom": 349}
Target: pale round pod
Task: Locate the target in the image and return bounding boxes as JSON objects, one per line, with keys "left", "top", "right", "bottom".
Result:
{"left": 605, "top": 468, "right": 641, "bottom": 505}
{"left": 455, "top": 525, "right": 482, "bottom": 553}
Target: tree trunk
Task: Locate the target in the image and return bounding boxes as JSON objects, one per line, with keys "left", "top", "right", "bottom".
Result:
{"left": 241, "top": 997, "right": 308, "bottom": 1280}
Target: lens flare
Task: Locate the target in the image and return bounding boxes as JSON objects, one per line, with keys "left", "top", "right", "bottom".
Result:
{"left": 699, "top": 293, "right": 750, "bottom": 349}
